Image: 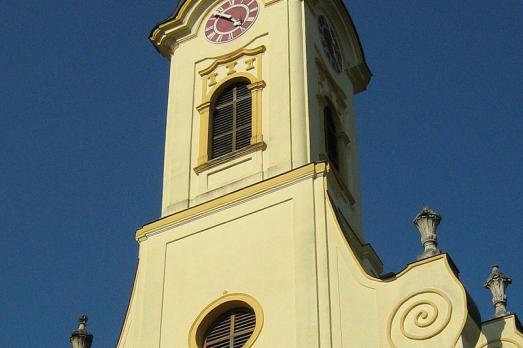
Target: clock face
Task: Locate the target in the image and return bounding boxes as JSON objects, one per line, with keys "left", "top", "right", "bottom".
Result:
{"left": 318, "top": 15, "right": 343, "bottom": 73}
{"left": 205, "top": 0, "right": 260, "bottom": 44}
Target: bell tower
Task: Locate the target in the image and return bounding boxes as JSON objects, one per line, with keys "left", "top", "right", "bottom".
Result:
{"left": 150, "top": 0, "right": 370, "bottom": 239}
{"left": 117, "top": 1, "right": 383, "bottom": 347}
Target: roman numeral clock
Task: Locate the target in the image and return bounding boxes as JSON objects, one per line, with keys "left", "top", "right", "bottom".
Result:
{"left": 205, "top": 0, "right": 259, "bottom": 43}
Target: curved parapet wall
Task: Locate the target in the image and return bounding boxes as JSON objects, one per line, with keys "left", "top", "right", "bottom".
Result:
{"left": 118, "top": 162, "right": 476, "bottom": 347}
{"left": 380, "top": 258, "right": 468, "bottom": 347}
{"left": 475, "top": 315, "right": 523, "bottom": 348}
{"left": 325, "top": 194, "right": 470, "bottom": 347}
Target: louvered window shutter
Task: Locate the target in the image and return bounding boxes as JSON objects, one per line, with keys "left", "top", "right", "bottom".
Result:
{"left": 210, "top": 81, "right": 252, "bottom": 160}
{"left": 324, "top": 106, "right": 339, "bottom": 169}
{"left": 203, "top": 309, "right": 256, "bottom": 348}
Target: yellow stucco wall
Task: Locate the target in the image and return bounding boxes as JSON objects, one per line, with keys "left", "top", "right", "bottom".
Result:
{"left": 160, "top": 0, "right": 309, "bottom": 217}
{"left": 475, "top": 315, "right": 523, "bottom": 348}
{"left": 117, "top": 164, "right": 500, "bottom": 347}
{"left": 117, "top": 1, "right": 523, "bottom": 346}
{"left": 156, "top": 0, "right": 367, "bottom": 243}
{"left": 120, "top": 164, "right": 329, "bottom": 347}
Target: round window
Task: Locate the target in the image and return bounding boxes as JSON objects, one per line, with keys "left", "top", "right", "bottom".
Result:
{"left": 189, "top": 294, "right": 263, "bottom": 348}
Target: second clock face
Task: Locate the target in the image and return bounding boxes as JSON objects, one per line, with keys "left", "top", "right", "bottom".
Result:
{"left": 318, "top": 15, "right": 343, "bottom": 74}
{"left": 205, "top": 0, "right": 260, "bottom": 44}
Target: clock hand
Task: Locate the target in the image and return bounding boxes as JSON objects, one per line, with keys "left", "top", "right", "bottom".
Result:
{"left": 213, "top": 11, "right": 242, "bottom": 27}
{"left": 213, "top": 11, "right": 232, "bottom": 20}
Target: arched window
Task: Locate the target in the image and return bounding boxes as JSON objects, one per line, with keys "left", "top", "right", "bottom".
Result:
{"left": 324, "top": 106, "right": 339, "bottom": 170}
{"left": 203, "top": 308, "right": 256, "bottom": 348}
{"left": 210, "top": 81, "right": 252, "bottom": 160}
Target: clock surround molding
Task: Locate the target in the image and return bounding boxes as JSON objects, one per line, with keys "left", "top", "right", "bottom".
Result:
{"left": 150, "top": 0, "right": 284, "bottom": 55}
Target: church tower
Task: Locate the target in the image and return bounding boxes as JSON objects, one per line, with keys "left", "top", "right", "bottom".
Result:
{"left": 151, "top": 0, "right": 371, "bottom": 239}
{"left": 117, "top": 1, "right": 523, "bottom": 347}
{"left": 117, "top": 1, "right": 380, "bottom": 346}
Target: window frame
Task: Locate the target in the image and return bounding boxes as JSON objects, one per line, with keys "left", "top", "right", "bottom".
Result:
{"left": 209, "top": 80, "right": 253, "bottom": 160}
{"left": 195, "top": 46, "right": 267, "bottom": 174}
{"left": 323, "top": 104, "right": 340, "bottom": 170}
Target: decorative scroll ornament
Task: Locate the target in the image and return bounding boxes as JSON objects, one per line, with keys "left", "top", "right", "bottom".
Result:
{"left": 70, "top": 315, "right": 93, "bottom": 348}
{"left": 388, "top": 290, "right": 452, "bottom": 347}
{"left": 413, "top": 207, "right": 442, "bottom": 260}
{"left": 484, "top": 265, "right": 512, "bottom": 318}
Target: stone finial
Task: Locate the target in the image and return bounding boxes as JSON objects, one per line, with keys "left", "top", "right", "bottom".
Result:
{"left": 484, "top": 265, "right": 512, "bottom": 318}
{"left": 413, "top": 207, "right": 442, "bottom": 260}
{"left": 70, "top": 315, "right": 93, "bottom": 348}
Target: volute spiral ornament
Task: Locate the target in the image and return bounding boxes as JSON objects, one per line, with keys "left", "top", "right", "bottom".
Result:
{"left": 388, "top": 290, "right": 452, "bottom": 347}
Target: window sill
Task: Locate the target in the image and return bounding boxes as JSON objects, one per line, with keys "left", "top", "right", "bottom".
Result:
{"left": 194, "top": 142, "right": 267, "bottom": 175}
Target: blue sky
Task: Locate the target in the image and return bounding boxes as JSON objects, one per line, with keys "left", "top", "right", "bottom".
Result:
{"left": 1, "top": 0, "right": 521, "bottom": 346}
